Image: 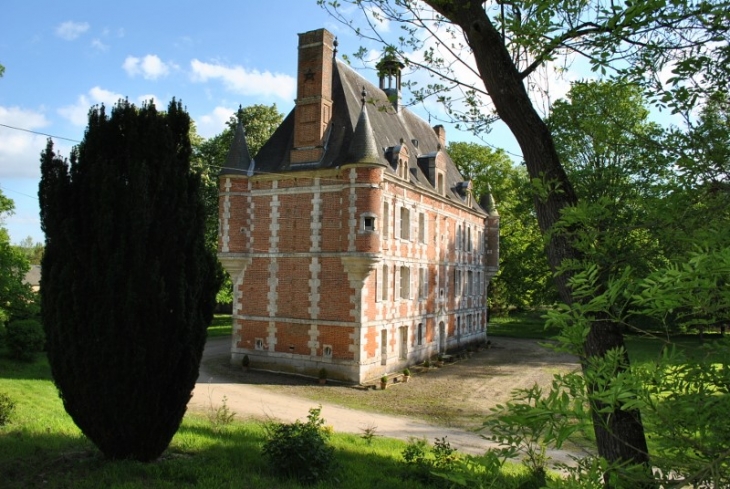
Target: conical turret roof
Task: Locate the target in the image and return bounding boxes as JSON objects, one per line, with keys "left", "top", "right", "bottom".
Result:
{"left": 221, "top": 120, "right": 254, "bottom": 175}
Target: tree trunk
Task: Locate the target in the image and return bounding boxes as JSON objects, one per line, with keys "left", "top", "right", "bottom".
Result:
{"left": 426, "top": 0, "right": 650, "bottom": 475}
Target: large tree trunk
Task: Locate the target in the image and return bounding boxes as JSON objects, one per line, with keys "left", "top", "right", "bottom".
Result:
{"left": 427, "top": 0, "right": 650, "bottom": 475}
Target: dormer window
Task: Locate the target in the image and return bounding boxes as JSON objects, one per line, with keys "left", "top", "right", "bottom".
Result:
{"left": 398, "top": 159, "right": 409, "bottom": 179}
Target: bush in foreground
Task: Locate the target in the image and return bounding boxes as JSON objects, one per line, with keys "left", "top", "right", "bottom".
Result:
{"left": 0, "top": 392, "right": 15, "bottom": 426}
{"left": 262, "top": 406, "right": 335, "bottom": 485}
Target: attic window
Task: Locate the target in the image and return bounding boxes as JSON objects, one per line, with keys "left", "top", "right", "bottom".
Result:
{"left": 398, "top": 159, "right": 408, "bottom": 179}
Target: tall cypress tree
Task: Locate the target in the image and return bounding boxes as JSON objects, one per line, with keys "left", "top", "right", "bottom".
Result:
{"left": 39, "top": 99, "right": 221, "bottom": 462}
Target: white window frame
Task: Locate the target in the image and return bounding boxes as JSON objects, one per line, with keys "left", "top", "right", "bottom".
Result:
{"left": 400, "top": 265, "right": 410, "bottom": 300}
{"left": 400, "top": 206, "right": 411, "bottom": 240}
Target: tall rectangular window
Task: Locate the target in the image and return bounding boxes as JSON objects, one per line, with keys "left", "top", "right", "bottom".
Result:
{"left": 417, "top": 323, "right": 424, "bottom": 346}
{"left": 400, "top": 207, "right": 410, "bottom": 240}
{"left": 382, "top": 264, "right": 389, "bottom": 301}
{"left": 454, "top": 269, "right": 461, "bottom": 297}
{"left": 419, "top": 267, "right": 428, "bottom": 299}
{"left": 400, "top": 266, "right": 410, "bottom": 299}
{"left": 467, "top": 270, "right": 473, "bottom": 296}
{"left": 383, "top": 202, "right": 389, "bottom": 239}
{"left": 418, "top": 212, "right": 425, "bottom": 243}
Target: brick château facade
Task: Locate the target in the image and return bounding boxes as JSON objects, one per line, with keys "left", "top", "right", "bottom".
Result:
{"left": 218, "top": 28, "right": 499, "bottom": 383}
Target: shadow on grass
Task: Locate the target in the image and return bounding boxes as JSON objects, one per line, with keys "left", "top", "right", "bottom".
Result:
{"left": 0, "top": 352, "right": 52, "bottom": 381}
{"left": 0, "top": 416, "right": 446, "bottom": 489}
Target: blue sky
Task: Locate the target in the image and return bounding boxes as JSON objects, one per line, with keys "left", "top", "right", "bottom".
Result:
{"left": 1, "top": 1, "right": 535, "bottom": 245}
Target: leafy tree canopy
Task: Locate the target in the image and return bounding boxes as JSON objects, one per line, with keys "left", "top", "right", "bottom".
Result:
{"left": 0, "top": 191, "right": 35, "bottom": 326}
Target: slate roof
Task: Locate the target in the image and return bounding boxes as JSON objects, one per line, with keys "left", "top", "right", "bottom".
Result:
{"left": 229, "top": 59, "right": 486, "bottom": 215}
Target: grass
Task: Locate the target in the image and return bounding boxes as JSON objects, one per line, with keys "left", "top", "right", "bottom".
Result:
{"left": 489, "top": 311, "right": 562, "bottom": 339}
{"left": 206, "top": 314, "right": 232, "bottom": 338}
{"left": 0, "top": 348, "right": 538, "bottom": 488}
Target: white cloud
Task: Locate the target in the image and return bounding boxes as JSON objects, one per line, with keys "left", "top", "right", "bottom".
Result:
{"left": 91, "top": 38, "right": 109, "bottom": 52}
{"left": 190, "top": 59, "right": 296, "bottom": 100}
{"left": 0, "top": 106, "right": 50, "bottom": 178}
{"left": 195, "top": 106, "right": 236, "bottom": 138}
{"left": 55, "top": 21, "right": 89, "bottom": 41}
{"left": 123, "top": 55, "right": 175, "bottom": 80}
{"left": 136, "top": 94, "right": 159, "bottom": 106}
{"left": 58, "top": 86, "right": 125, "bottom": 126}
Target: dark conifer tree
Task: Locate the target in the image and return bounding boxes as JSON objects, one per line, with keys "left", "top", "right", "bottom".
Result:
{"left": 39, "top": 99, "right": 221, "bottom": 462}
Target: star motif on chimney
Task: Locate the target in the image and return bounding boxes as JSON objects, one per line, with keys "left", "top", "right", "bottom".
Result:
{"left": 304, "top": 69, "right": 315, "bottom": 81}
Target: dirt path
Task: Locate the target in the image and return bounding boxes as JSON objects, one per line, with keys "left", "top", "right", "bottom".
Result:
{"left": 188, "top": 336, "right": 586, "bottom": 465}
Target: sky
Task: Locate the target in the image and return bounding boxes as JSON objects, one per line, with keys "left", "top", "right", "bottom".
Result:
{"left": 1, "top": 1, "right": 553, "bottom": 245}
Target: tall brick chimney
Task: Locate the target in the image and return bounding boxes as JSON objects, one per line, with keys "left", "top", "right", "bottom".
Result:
{"left": 290, "top": 29, "right": 335, "bottom": 165}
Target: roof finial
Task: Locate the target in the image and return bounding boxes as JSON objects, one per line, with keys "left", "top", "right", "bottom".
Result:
{"left": 361, "top": 86, "right": 367, "bottom": 107}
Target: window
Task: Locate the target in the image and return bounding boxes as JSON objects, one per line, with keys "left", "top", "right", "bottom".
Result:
{"left": 399, "top": 159, "right": 409, "bottom": 179}
{"left": 255, "top": 338, "right": 264, "bottom": 350}
{"left": 454, "top": 269, "right": 461, "bottom": 297}
{"left": 323, "top": 345, "right": 333, "bottom": 358}
{"left": 467, "top": 271, "right": 473, "bottom": 296}
{"left": 381, "top": 264, "right": 389, "bottom": 301}
{"left": 419, "top": 267, "right": 428, "bottom": 299}
{"left": 418, "top": 213, "right": 425, "bottom": 243}
{"left": 467, "top": 226, "right": 472, "bottom": 251}
{"left": 478, "top": 231, "right": 483, "bottom": 253}
{"left": 437, "top": 172, "right": 444, "bottom": 195}
{"left": 456, "top": 225, "right": 461, "bottom": 250}
{"left": 399, "top": 326, "right": 408, "bottom": 359}
{"left": 400, "top": 207, "right": 410, "bottom": 240}
{"left": 383, "top": 202, "right": 389, "bottom": 239}
{"left": 400, "top": 266, "right": 410, "bottom": 299}
{"left": 417, "top": 323, "right": 424, "bottom": 346}
{"left": 363, "top": 215, "right": 375, "bottom": 232}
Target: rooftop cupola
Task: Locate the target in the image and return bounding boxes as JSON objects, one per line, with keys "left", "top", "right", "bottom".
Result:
{"left": 376, "top": 49, "right": 404, "bottom": 112}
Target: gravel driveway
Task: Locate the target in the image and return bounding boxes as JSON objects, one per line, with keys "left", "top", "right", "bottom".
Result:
{"left": 188, "top": 336, "right": 584, "bottom": 465}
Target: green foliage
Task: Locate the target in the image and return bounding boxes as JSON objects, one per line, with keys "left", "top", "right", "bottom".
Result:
{"left": 402, "top": 436, "right": 514, "bottom": 488}
{"left": 191, "top": 104, "right": 283, "bottom": 304}
{"left": 0, "top": 191, "right": 37, "bottom": 326}
{"left": 38, "top": 99, "right": 222, "bottom": 462}
{"left": 0, "top": 391, "right": 15, "bottom": 426}
{"left": 207, "top": 395, "right": 236, "bottom": 433}
{"left": 5, "top": 319, "right": 44, "bottom": 362}
{"left": 262, "top": 406, "right": 335, "bottom": 485}
{"left": 447, "top": 142, "right": 555, "bottom": 311}
{"left": 13, "top": 236, "right": 44, "bottom": 265}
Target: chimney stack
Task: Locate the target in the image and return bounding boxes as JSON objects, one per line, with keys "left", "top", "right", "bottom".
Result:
{"left": 290, "top": 29, "right": 335, "bottom": 165}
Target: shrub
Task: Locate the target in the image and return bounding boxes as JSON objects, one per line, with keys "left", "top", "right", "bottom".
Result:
{"left": 6, "top": 318, "right": 45, "bottom": 361}
{"left": 0, "top": 392, "right": 15, "bottom": 426}
{"left": 262, "top": 406, "right": 335, "bottom": 485}
{"left": 403, "top": 368, "right": 411, "bottom": 376}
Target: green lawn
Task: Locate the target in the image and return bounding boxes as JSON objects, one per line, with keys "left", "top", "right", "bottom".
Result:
{"left": 0, "top": 347, "right": 538, "bottom": 488}
{"left": 489, "top": 311, "right": 562, "bottom": 339}
{"left": 206, "top": 314, "right": 233, "bottom": 338}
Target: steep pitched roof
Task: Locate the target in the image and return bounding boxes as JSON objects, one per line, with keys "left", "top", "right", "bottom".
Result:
{"left": 221, "top": 121, "right": 254, "bottom": 176}
{"left": 252, "top": 59, "right": 486, "bottom": 215}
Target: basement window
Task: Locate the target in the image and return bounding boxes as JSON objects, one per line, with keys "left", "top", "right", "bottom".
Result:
{"left": 255, "top": 338, "right": 264, "bottom": 350}
{"left": 323, "top": 345, "right": 333, "bottom": 358}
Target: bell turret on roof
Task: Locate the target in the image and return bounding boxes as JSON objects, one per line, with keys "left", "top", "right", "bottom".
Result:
{"left": 346, "top": 87, "right": 383, "bottom": 166}
{"left": 221, "top": 118, "right": 254, "bottom": 176}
